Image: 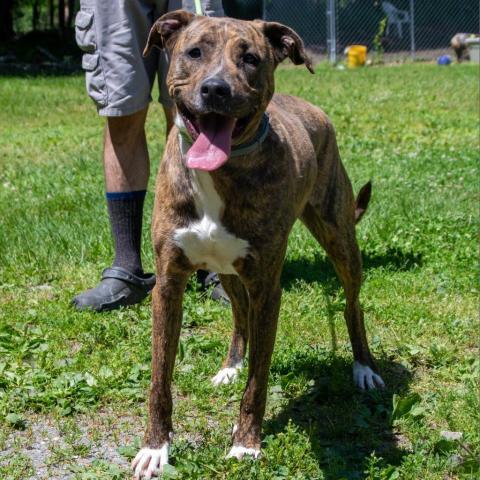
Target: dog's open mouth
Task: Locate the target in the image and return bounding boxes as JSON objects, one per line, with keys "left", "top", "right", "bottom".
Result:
{"left": 178, "top": 106, "right": 252, "bottom": 171}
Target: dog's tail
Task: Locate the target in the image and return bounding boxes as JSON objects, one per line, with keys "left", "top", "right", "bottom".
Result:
{"left": 355, "top": 181, "right": 372, "bottom": 224}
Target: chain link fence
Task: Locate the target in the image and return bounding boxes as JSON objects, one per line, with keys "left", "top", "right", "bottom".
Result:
{"left": 262, "top": 0, "right": 480, "bottom": 63}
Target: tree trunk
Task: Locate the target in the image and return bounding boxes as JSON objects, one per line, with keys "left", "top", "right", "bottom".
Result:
{"left": 33, "top": 0, "right": 41, "bottom": 31}
{"left": 58, "top": 0, "right": 65, "bottom": 31}
{"left": 49, "top": 0, "right": 55, "bottom": 30}
{"left": 0, "top": 0, "right": 14, "bottom": 41}
{"left": 67, "top": 0, "right": 76, "bottom": 28}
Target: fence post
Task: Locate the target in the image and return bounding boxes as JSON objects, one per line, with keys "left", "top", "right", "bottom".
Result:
{"left": 326, "top": 0, "right": 337, "bottom": 63}
{"left": 410, "top": 0, "right": 416, "bottom": 60}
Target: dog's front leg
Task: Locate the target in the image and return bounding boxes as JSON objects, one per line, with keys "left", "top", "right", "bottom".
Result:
{"left": 227, "top": 279, "right": 282, "bottom": 460}
{"left": 132, "top": 264, "right": 189, "bottom": 480}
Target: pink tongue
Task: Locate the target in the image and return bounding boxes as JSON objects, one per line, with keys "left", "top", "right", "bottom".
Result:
{"left": 186, "top": 115, "right": 236, "bottom": 171}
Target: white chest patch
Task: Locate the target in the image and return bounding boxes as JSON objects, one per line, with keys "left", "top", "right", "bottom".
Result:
{"left": 173, "top": 157, "right": 249, "bottom": 275}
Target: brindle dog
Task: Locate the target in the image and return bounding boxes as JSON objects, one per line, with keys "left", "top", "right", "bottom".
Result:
{"left": 132, "top": 10, "right": 385, "bottom": 478}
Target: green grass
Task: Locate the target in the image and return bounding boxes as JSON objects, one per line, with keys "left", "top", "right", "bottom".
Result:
{"left": 0, "top": 63, "right": 478, "bottom": 479}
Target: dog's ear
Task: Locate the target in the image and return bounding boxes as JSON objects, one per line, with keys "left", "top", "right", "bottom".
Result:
{"left": 258, "top": 21, "right": 314, "bottom": 73}
{"left": 143, "top": 10, "right": 195, "bottom": 56}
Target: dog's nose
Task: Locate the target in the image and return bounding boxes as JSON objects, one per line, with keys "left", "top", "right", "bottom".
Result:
{"left": 200, "top": 78, "right": 231, "bottom": 103}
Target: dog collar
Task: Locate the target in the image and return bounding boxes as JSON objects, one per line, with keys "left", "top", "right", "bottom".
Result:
{"left": 230, "top": 113, "right": 270, "bottom": 157}
{"left": 177, "top": 113, "right": 270, "bottom": 158}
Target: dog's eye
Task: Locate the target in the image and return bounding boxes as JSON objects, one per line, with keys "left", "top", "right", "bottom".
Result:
{"left": 187, "top": 48, "right": 201, "bottom": 59}
{"left": 243, "top": 53, "right": 259, "bottom": 66}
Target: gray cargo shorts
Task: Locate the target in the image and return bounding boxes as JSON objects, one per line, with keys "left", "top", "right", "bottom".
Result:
{"left": 75, "top": 0, "right": 225, "bottom": 117}
{"left": 75, "top": 0, "right": 169, "bottom": 116}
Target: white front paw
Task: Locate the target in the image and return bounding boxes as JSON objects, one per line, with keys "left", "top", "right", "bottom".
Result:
{"left": 353, "top": 361, "right": 385, "bottom": 390}
{"left": 226, "top": 445, "right": 260, "bottom": 460}
{"left": 132, "top": 444, "right": 169, "bottom": 479}
{"left": 211, "top": 362, "right": 242, "bottom": 386}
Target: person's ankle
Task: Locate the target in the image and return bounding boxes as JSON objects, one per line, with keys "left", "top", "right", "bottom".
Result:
{"left": 111, "top": 262, "right": 144, "bottom": 277}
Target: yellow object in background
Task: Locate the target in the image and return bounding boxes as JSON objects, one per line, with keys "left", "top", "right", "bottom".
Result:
{"left": 346, "top": 45, "right": 367, "bottom": 68}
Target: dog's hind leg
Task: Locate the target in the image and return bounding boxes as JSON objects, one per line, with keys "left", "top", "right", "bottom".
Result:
{"left": 301, "top": 202, "right": 384, "bottom": 390}
{"left": 211, "top": 275, "right": 249, "bottom": 386}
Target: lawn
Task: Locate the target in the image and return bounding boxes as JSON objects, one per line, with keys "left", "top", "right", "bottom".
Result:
{"left": 0, "top": 63, "right": 478, "bottom": 479}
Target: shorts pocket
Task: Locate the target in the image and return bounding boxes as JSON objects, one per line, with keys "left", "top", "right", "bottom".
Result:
{"left": 82, "top": 53, "right": 107, "bottom": 107}
{"left": 75, "top": 9, "right": 107, "bottom": 108}
{"left": 82, "top": 53, "right": 98, "bottom": 70}
{"left": 75, "top": 10, "right": 96, "bottom": 53}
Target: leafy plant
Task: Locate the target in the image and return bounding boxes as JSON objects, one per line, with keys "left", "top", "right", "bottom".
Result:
{"left": 373, "top": 17, "right": 387, "bottom": 64}
{"left": 390, "top": 392, "right": 425, "bottom": 424}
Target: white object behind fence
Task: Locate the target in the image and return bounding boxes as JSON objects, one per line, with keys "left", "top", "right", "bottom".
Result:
{"left": 382, "top": 1, "right": 410, "bottom": 39}
{"left": 263, "top": 0, "right": 479, "bottom": 63}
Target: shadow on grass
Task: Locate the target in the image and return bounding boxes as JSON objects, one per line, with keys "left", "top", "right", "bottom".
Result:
{"left": 265, "top": 355, "right": 412, "bottom": 479}
{"left": 272, "top": 246, "right": 417, "bottom": 477}
{"left": 281, "top": 247, "right": 422, "bottom": 291}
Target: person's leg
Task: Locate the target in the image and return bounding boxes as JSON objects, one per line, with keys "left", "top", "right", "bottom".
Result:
{"left": 104, "top": 107, "right": 149, "bottom": 276}
{"left": 73, "top": 0, "right": 169, "bottom": 311}
{"left": 104, "top": 108, "right": 149, "bottom": 192}
{"left": 73, "top": 107, "right": 156, "bottom": 311}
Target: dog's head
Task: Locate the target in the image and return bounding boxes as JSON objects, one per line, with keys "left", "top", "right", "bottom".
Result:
{"left": 144, "top": 10, "right": 313, "bottom": 170}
